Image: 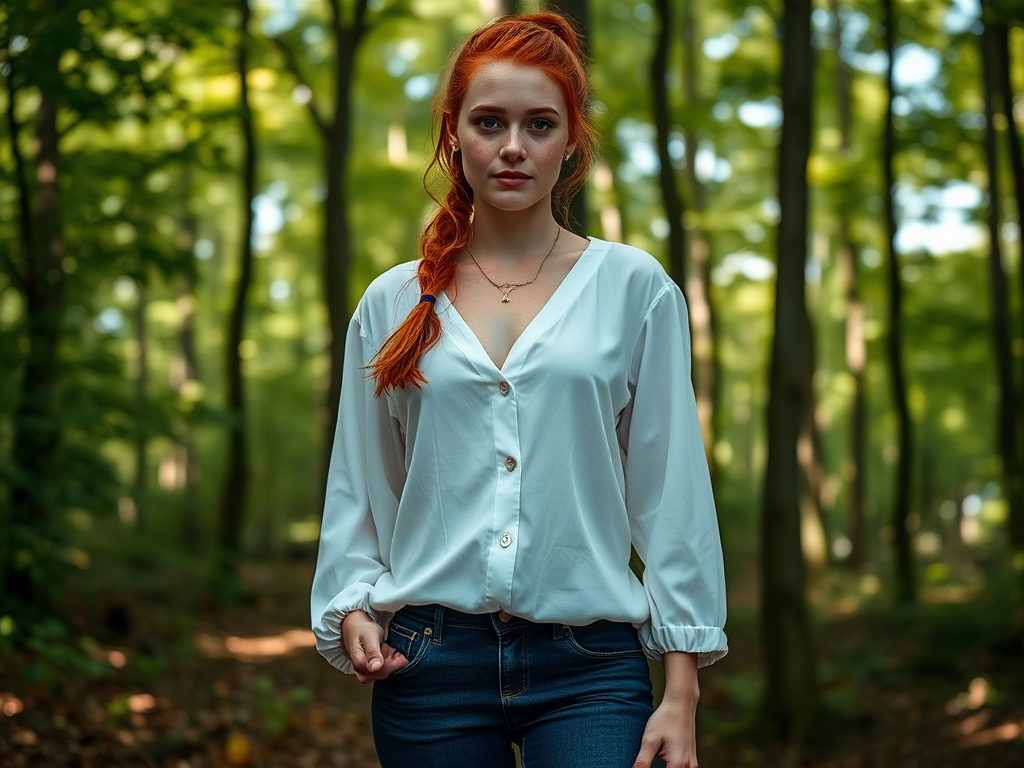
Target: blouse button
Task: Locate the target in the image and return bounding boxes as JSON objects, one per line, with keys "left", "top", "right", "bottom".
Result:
{"left": 500, "top": 532, "right": 512, "bottom": 548}
{"left": 499, "top": 381, "right": 509, "bottom": 396}
{"left": 504, "top": 456, "right": 517, "bottom": 472}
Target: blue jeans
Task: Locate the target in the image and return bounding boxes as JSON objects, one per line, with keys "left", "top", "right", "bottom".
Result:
{"left": 371, "top": 604, "right": 654, "bottom": 768}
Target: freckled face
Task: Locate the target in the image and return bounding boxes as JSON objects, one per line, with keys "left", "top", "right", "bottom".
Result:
{"left": 452, "top": 62, "right": 575, "bottom": 216}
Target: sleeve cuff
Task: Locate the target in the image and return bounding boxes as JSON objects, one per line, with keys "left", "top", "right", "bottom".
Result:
{"left": 641, "top": 624, "right": 729, "bottom": 669}
{"left": 312, "top": 587, "right": 379, "bottom": 675}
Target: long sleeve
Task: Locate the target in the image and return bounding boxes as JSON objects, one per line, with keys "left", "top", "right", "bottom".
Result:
{"left": 310, "top": 310, "right": 406, "bottom": 674}
{"left": 617, "top": 281, "right": 728, "bottom": 668}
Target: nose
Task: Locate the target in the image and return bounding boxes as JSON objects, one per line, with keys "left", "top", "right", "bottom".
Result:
{"left": 500, "top": 127, "right": 526, "bottom": 161}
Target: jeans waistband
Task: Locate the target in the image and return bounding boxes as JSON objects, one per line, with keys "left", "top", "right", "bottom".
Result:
{"left": 391, "top": 603, "right": 568, "bottom": 643}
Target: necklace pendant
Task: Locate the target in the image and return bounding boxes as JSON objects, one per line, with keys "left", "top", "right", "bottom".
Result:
{"left": 501, "top": 293, "right": 511, "bottom": 303}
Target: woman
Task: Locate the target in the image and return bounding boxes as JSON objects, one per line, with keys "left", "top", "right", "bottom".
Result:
{"left": 311, "top": 13, "right": 727, "bottom": 768}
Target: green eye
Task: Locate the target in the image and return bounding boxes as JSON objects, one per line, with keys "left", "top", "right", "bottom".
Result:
{"left": 478, "top": 117, "right": 500, "bottom": 129}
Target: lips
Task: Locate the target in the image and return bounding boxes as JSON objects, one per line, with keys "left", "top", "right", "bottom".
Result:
{"left": 494, "top": 171, "right": 531, "bottom": 187}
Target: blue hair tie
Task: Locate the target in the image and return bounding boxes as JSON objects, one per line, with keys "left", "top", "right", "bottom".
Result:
{"left": 419, "top": 294, "right": 436, "bottom": 305}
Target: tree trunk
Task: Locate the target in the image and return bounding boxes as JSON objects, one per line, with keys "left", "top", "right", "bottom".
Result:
{"left": 758, "top": 0, "right": 820, "bottom": 744}
{"left": 882, "top": 0, "right": 915, "bottom": 605}
{"left": 830, "top": 0, "right": 868, "bottom": 569}
{"left": 992, "top": 22, "right": 1024, "bottom": 363}
{"left": 839, "top": 222, "right": 868, "bottom": 567}
{"left": 216, "top": 0, "right": 258, "bottom": 591}
{"left": 318, "top": 0, "right": 369, "bottom": 515}
{"left": 979, "top": 13, "right": 1024, "bottom": 552}
{"left": 175, "top": 276, "right": 204, "bottom": 548}
{"left": 6, "top": 86, "right": 67, "bottom": 610}
{"left": 175, "top": 171, "right": 203, "bottom": 548}
{"left": 650, "top": 0, "right": 687, "bottom": 290}
{"left": 799, "top": 311, "right": 831, "bottom": 571}
{"left": 544, "top": 0, "right": 588, "bottom": 234}
{"left": 991, "top": 18, "right": 1024, "bottom": 550}
{"left": 681, "top": 0, "right": 718, "bottom": 466}
{"left": 133, "top": 281, "right": 149, "bottom": 531}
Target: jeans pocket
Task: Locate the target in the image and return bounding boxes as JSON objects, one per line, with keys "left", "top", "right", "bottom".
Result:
{"left": 384, "top": 618, "right": 431, "bottom": 677}
{"left": 564, "top": 621, "right": 645, "bottom": 659}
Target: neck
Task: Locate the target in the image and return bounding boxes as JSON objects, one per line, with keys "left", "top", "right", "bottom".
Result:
{"left": 468, "top": 201, "right": 561, "bottom": 264}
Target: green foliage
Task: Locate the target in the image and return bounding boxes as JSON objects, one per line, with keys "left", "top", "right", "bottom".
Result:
{"left": 254, "top": 674, "right": 312, "bottom": 740}
{"left": 0, "top": 613, "right": 107, "bottom": 687}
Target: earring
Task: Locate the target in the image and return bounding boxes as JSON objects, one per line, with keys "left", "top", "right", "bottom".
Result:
{"left": 563, "top": 152, "right": 572, "bottom": 162}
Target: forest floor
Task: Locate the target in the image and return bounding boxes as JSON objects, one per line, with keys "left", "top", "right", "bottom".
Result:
{"left": 1, "top": 558, "right": 1022, "bottom": 768}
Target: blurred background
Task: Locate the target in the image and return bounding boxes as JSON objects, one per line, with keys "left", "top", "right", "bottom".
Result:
{"left": 1, "top": 0, "right": 1022, "bottom": 765}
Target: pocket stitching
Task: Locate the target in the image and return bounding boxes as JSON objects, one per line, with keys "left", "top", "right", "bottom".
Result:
{"left": 385, "top": 621, "right": 431, "bottom": 677}
{"left": 564, "top": 627, "right": 644, "bottom": 659}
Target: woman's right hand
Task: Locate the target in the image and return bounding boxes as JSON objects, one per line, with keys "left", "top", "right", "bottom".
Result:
{"left": 341, "top": 609, "right": 409, "bottom": 684}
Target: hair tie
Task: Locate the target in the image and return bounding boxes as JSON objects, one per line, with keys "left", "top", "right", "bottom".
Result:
{"left": 419, "top": 294, "right": 436, "bottom": 305}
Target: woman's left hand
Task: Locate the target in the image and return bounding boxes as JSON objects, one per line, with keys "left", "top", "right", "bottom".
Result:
{"left": 632, "top": 651, "right": 700, "bottom": 768}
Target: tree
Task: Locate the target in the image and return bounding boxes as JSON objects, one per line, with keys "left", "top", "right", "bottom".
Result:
{"left": 830, "top": 0, "right": 868, "bottom": 569}
{"left": 649, "top": 0, "right": 687, "bottom": 289}
{"left": 882, "top": 0, "right": 915, "bottom": 605}
{"left": 268, "top": 0, "right": 372, "bottom": 511}
{"left": 544, "top": 0, "right": 588, "bottom": 234}
{"left": 989, "top": 8, "right": 1024, "bottom": 551}
{"left": 758, "top": 0, "right": 821, "bottom": 743}
{"left": 978, "top": 3, "right": 1024, "bottom": 553}
{"left": 680, "top": 0, "right": 718, "bottom": 464}
{"left": 1, "top": 2, "right": 69, "bottom": 609}
{"left": 132, "top": 280, "right": 149, "bottom": 530}
{"left": 215, "top": 0, "right": 258, "bottom": 594}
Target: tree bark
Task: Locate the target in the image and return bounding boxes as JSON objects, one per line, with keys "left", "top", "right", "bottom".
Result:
{"left": 758, "top": 0, "right": 820, "bottom": 743}
{"left": 133, "top": 281, "right": 149, "bottom": 531}
{"left": 266, "top": 0, "right": 373, "bottom": 518}
{"left": 681, "top": 0, "right": 718, "bottom": 466}
{"left": 175, "top": 172, "right": 203, "bottom": 548}
{"left": 992, "top": 22, "right": 1024, "bottom": 371}
{"left": 979, "top": 13, "right": 1024, "bottom": 552}
{"left": 990, "top": 18, "right": 1024, "bottom": 549}
{"left": 6, "top": 87, "right": 67, "bottom": 609}
{"left": 175, "top": 275, "right": 204, "bottom": 548}
{"left": 316, "top": 0, "right": 369, "bottom": 514}
{"left": 830, "top": 0, "right": 868, "bottom": 569}
{"left": 799, "top": 311, "right": 832, "bottom": 570}
{"left": 650, "top": 0, "right": 687, "bottom": 290}
{"left": 3, "top": 31, "right": 31, "bottom": 288}
{"left": 216, "top": 0, "right": 258, "bottom": 590}
{"left": 882, "top": 0, "right": 915, "bottom": 605}
{"left": 544, "top": 0, "right": 588, "bottom": 234}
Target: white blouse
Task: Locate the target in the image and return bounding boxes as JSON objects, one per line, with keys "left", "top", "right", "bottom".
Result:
{"left": 311, "top": 237, "right": 728, "bottom": 673}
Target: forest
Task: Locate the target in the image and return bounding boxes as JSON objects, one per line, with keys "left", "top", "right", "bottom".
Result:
{"left": 1, "top": 0, "right": 1022, "bottom": 765}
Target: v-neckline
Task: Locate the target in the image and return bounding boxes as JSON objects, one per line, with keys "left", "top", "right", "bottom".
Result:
{"left": 438, "top": 237, "right": 605, "bottom": 375}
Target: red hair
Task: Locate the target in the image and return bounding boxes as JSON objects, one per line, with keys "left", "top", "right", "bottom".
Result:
{"left": 369, "top": 12, "right": 598, "bottom": 396}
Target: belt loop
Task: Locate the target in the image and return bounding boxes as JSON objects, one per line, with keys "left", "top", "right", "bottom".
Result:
{"left": 553, "top": 624, "right": 564, "bottom": 640}
{"left": 431, "top": 604, "right": 444, "bottom": 643}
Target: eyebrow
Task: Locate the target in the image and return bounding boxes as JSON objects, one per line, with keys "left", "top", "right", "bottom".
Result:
{"left": 467, "top": 105, "right": 562, "bottom": 116}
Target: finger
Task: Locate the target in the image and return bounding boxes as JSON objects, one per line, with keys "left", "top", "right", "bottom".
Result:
{"left": 360, "top": 631, "right": 385, "bottom": 672}
{"left": 380, "top": 647, "right": 409, "bottom": 675}
{"left": 353, "top": 653, "right": 406, "bottom": 684}
{"left": 632, "top": 736, "right": 660, "bottom": 768}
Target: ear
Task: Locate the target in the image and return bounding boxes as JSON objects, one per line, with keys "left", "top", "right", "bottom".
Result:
{"left": 563, "top": 142, "right": 577, "bottom": 161}
{"left": 442, "top": 114, "right": 459, "bottom": 151}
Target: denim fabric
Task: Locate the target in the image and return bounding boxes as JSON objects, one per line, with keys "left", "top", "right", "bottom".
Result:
{"left": 371, "top": 604, "right": 654, "bottom": 768}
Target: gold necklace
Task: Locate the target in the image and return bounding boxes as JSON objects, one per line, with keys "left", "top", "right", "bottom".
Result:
{"left": 467, "top": 228, "right": 561, "bottom": 304}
